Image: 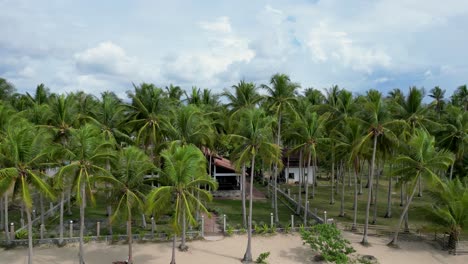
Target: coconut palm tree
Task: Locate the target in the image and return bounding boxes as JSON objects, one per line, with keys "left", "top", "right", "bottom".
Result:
{"left": 228, "top": 109, "right": 281, "bottom": 262}
{"left": 57, "top": 124, "right": 115, "bottom": 264}
{"left": 110, "top": 146, "right": 155, "bottom": 264}
{"left": 147, "top": 144, "right": 217, "bottom": 264}
{"left": 358, "top": 90, "right": 402, "bottom": 245}
{"left": 437, "top": 105, "right": 468, "bottom": 180}
{"left": 429, "top": 86, "right": 446, "bottom": 115}
{"left": 388, "top": 129, "right": 454, "bottom": 247}
{"left": 288, "top": 107, "right": 330, "bottom": 224}
{"left": 223, "top": 80, "right": 263, "bottom": 117}
{"left": 423, "top": 178, "right": 468, "bottom": 251}
{"left": 262, "top": 73, "right": 299, "bottom": 223}
{"left": 451, "top": 85, "right": 468, "bottom": 111}
{"left": 0, "top": 120, "right": 55, "bottom": 264}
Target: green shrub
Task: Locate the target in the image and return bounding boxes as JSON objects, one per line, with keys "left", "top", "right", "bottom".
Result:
{"left": 226, "top": 225, "right": 234, "bottom": 236}
{"left": 254, "top": 224, "right": 262, "bottom": 234}
{"left": 256, "top": 251, "right": 270, "bottom": 263}
{"left": 284, "top": 224, "right": 291, "bottom": 233}
{"left": 300, "top": 224, "right": 355, "bottom": 264}
{"left": 83, "top": 236, "right": 91, "bottom": 243}
{"left": 268, "top": 225, "right": 276, "bottom": 234}
{"left": 15, "top": 229, "right": 28, "bottom": 239}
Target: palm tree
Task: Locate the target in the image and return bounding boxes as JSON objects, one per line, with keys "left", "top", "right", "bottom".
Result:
{"left": 451, "top": 85, "right": 468, "bottom": 111}
{"left": 57, "top": 124, "right": 115, "bottom": 264}
{"left": 388, "top": 129, "right": 454, "bottom": 247}
{"left": 223, "top": 80, "right": 263, "bottom": 117}
{"left": 147, "top": 144, "right": 217, "bottom": 263}
{"left": 303, "top": 88, "right": 325, "bottom": 105}
{"left": 429, "top": 86, "right": 446, "bottom": 115}
{"left": 0, "top": 121, "right": 55, "bottom": 264}
{"left": 334, "top": 118, "right": 366, "bottom": 230}
{"left": 262, "top": 73, "right": 299, "bottom": 223}
{"left": 228, "top": 109, "right": 281, "bottom": 262}
{"left": 423, "top": 178, "right": 468, "bottom": 251}
{"left": 359, "top": 90, "right": 402, "bottom": 245}
{"left": 110, "top": 146, "right": 154, "bottom": 264}
{"left": 437, "top": 105, "right": 468, "bottom": 180}
{"left": 288, "top": 108, "right": 329, "bottom": 224}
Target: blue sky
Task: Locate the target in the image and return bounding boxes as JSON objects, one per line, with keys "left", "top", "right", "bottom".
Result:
{"left": 1, "top": 0, "right": 468, "bottom": 98}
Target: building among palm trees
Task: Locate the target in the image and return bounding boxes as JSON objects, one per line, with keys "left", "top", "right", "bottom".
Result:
{"left": 281, "top": 151, "right": 315, "bottom": 184}
{"left": 204, "top": 149, "right": 241, "bottom": 196}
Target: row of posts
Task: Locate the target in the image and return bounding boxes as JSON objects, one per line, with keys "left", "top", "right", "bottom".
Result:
{"left": 7, "top": 217, "right": 159, "bottom": 241}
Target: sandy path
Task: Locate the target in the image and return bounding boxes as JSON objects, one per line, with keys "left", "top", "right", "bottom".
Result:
{"left": 1, "top": 233, "right": 467, "bottom": 264}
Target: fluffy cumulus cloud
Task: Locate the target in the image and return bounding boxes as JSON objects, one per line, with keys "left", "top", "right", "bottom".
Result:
{"left": 0, "top": 0, "right": 468, "bottom": 97}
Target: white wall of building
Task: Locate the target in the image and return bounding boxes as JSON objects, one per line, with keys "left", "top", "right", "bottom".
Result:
{"left": 284, "top": 166, "right": 316, "bottom": 184}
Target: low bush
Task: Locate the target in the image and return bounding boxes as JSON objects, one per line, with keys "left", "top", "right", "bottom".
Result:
{"left": 300, "top": 224, "right": 355, "bottom": 264}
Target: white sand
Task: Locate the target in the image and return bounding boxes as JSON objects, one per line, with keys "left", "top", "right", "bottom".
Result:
{"left": 1, "top": 233, "right": 467, "bottom": 264}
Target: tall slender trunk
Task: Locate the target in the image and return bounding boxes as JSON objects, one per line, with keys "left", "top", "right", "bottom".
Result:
{"left": 362, "top": 135, "right": 378, "bottom": 245}
{"left": 417, "top": 176, "right": 422, "bottom": 197}
{"left": 339, "top": 161, "right": 345, "bottom": 217}
{"left": 449, "top": 163, "right": 454, "bottom": 180}
{"left": 384, "top": 176, "right": 392, "bottom": 218}
{"left": 311, "top": 154, "right": 316, "bottom": 199}
{"left": 67, "top": 188, "right": 72, "bottom": 215}
{"left": 358, "top": 161, "right": 364, "bottom": 195}
{"left": 303, "top": 152, "right": 311, "bottom": 225}
{"left": 330, "top": 151, "right": 335, "bottom": 204}
{"left": 372, "top": 161, "right": 382, "bottom": 224}
{"left": 59, "top": 192, "right": 65, "bottom": 244}
{"left": 352, "top": 159, "right": 359, "bottom": 230}
{"left": 273, "top": 113, "right": 282, "bottom": 224}
{"left": 400, "top": 178, "right": 404, "bottom": 206}
{"left": 3, "top": 193, "right": 9, "bottom": 244}
{"left": 179, "top": 208, "right": 187, "bottom": 251}
{"left": 242, "top": 155, "right": 255, "bottom": 262}
{"left": 0, "top": 196, "right": 3, "bottom": 231}
{"left": 296, "top": 150, "right": 303, "bottom": 214}
{"left": 107, "top": 205, "right": 113, "bottom": 235}
{"left": 388, "top": 174, "right": 419, "bottom": 246}
{"left": 404, "top": 183, "right": 410, "bottom": 233}
{"left": 26, "top": 207, "right": 33, "bottom": 264}
{"left": 286, "top": 155, "right": 290, "bottom": 183}
{"left": 241, "top": 164, "right": 247, "bottom": 228}
{"left": 40, "top": 193, "right": 45, "bottom": 226}
{"left": 79, "top": 183, "right": 86, "bottom": 264}
{"left": 127, "top": 212, "right": 133, "bottom": 264}
{"left": 170, "top": 235, "right": 176, "bottom": 264}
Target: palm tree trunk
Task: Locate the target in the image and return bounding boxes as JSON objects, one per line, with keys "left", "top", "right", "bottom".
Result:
{"left": 296, "top": 150, "right": 303, "bottom": 214}
{"left": 417, "top": 176, "right": 422, "bottom": 197}
{"left": 242, "top": 155, "right": 255, "bottom": 263}
{"left": 339, "top": 161, "right": 345, "bottom": 217}
{"left": 170, "top": 235, "right": 176, "bottom": 264}
{"left": 40, "top": 193, "right": 45, "bottom": 226}
{"left": 3, "top": 193, "right": 9, "bottom": 244}
{"left": 372, "top": 161, "right": 382, "bottom": 224}
{"left": 330, "top": 151, "right": 335, "bottom": 204}
{"left": 311, "top": 156, "right": 315, "bottom": 199}
{"left": 286, "top": 155, "right": 290, "bottom": 183}
{"left": 388, "top": 174, "right": 419, "bottom": 247}
{"left": 0, "top": 196, "right": 3, "bottom": 231}
{"left": 59, "top": 191, "right": 65, "bottom": 245}
{"left": 273, "top": 113, "right": 282, "bottom": 224}
{"left": 362, "top": 135, "right": 378, "bottom": 245}
{"left": 128, "top": 213, "right": 133, "bottom": 264}
{"left": 400, "top": 179, "right": 404, "bottom": 206}
{"left": 449, "top": 162, "right": 454, "bottom": 180}
{"left": 179, "top": 208, "right": 187, "bottom": 251}
{"left": 358, "top": 160, "right": 364, "bottom": 195}
{"left": 241, "top": 164, "right": 247, "bottom": 228}
{"left": 352, "top": 160, "right": 359, "bottom": 231}
{"left": 304, "top": 152, "right": 311, "bottom": 225}
{"left": 107, "top": 205, "right": 113, "bottom": 235}
{"left": 67, "top": 188, "right": 72, "bottom": 215}
{"left": 79, "top": 183, "right": 86, "bottom": 264}
{"left": 384, "top": 176, "right": 392, "bottom": 218}
{"left": 26, "top": 207, "right": 33, "bottom": 264}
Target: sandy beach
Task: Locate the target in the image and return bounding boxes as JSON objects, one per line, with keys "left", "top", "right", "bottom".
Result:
{"left": 1, "top": 233, "right": 467, "bottom": 264}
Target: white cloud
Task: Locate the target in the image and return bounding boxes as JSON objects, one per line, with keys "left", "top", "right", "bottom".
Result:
{"left": 199, "top": 16, "right": 232, "bottom": 33}
{"left": 74, "top": 42, "right": 136, "bottom": 75}
{"left": 306, "top": 22, "right": 391, "bottom": 73}
{"left": 163, "top": 17, "right": 254, "bottom": 87}
{"left": 18, "top": 66, "right": 36, "bottom": 78}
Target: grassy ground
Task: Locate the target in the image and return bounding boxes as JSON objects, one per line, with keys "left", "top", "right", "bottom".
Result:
{"left": 208, "top": 198, "right": 295, "bottom": 227}
{"left": 276, "top": 176, "right": 435, "bottom": 231}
